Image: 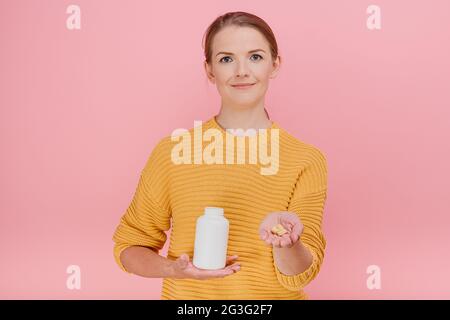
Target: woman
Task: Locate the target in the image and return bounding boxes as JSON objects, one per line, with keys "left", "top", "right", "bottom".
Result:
{"left": 112, "top": 11, "right": 328, "bottom": 300}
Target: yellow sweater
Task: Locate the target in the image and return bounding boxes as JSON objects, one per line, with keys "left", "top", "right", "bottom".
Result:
{"left": 112, "top": 116, "right": 328, "bottom": 300}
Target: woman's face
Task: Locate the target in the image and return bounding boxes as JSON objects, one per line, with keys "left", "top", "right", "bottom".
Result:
{"left": 204, "top": 26, "right": 281, "bottom": 109}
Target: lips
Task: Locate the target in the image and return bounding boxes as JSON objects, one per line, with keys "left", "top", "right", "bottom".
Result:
{"left": 231, "top": 83, "right": 256, "bottom": 88}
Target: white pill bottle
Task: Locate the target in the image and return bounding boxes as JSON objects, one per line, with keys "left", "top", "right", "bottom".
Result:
{"left": 193, "top": 207, "right": 229, "bottom": 270}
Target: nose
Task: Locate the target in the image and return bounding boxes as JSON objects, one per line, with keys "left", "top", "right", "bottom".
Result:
{"left": 235, "top": 60, "right": 250, "bottom": 78}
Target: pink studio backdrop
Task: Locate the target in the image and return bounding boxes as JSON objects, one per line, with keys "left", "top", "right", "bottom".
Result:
{"left": 1, "top": 0, "right": 449, "bottom": 299}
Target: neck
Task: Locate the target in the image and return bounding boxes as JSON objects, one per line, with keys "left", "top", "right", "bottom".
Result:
{"left": 215, "top": 103, "right": 272, "bottom": 130}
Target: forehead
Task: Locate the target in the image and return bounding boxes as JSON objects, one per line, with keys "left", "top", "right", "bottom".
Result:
{"left": 212, "top": 26, "right": 269, "bottom": 53}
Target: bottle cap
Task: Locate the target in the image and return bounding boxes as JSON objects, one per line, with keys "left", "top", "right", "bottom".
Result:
{"left": 204, "top": 207, "right": 224, "bottom": 216}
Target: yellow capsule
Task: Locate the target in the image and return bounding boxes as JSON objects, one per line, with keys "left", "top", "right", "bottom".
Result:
{"left": 271, "top": 223, "right": 287, "bottom": 236}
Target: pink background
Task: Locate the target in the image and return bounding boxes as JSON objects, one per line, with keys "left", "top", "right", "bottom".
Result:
{"left": 1, "top": 0, "right": 449, "bottom": 299}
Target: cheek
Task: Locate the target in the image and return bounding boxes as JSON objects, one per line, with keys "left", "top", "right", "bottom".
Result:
{"left": 213, "top": 65, "right": 233, "bottom": 80}
{"left": 255, "top": 67, "right": 273, "bottom": 82}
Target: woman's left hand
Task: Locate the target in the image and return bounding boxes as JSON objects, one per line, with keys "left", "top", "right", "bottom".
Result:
{"left": 258, "top": 211, "right": 304, "bottom": 248}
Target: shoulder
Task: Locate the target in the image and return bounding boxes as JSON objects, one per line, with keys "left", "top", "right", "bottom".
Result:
{"left": 151, "top": 134, "right": 176, "bottom": 154}
{"left": 143, "top": 119, "right": 207, "bottom": 167}
{"left": 142, "top": 134, "right": 175, "bottom": 173}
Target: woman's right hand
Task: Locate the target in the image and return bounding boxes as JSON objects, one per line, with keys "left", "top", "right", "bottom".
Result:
{"left": 171, "top": 254, "right": 241, "bottom": 280}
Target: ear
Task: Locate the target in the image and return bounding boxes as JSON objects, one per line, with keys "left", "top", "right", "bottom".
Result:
{"left": 204, "top": 60, "right": 216, "bottom": 84}
{"left": 269, "top": 55, "right": 282, "bottom": 79}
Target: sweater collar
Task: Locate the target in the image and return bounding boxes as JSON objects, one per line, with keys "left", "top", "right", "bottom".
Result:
{"left": 208, "top": 115, "right": 278, "bottom": 137}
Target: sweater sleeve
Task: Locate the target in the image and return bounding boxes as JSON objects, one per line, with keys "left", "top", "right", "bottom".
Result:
{"left": 112, "top": 140, "right": 172, "bottom": 274}
{"left": 274, "top": 147, "right": 328, "bottom": 291}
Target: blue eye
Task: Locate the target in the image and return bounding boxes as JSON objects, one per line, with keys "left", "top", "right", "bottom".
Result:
{"left": 251, "top": 54, "right": 263, "bottom": 61}
{"left": 219, "top": 54, "right": 263, "bottom": 63}
{"left": 219, "top": 56, "right": 233, "bottom": 63}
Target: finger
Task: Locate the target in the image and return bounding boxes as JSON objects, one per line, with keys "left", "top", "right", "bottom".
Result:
{"left": 225, "top": 262, "right": 241, "bottom": 272}
{"left": 259, "top": 228, "right": 269, "bottom": 240}
{"left": 284, "top": 221, "right": 294, "bottom": 232}
{"left": 194, "top": 261, "right": 241, "bottom": 279}
{"left": 290, "top": 232, "right": 299, "bottom": 244}
{"left": 273, "top": 237, "right": 281, "bottom": 248}
{"left": 264, "top": 233, "right": 275, "bottom": 246}
{"left": 225, "top": 255, "right": 239, "bottom": 264}
{"left": 199, "top": 268, "right": 235, "bottom": 279}
{"left": 292, "top": 222, "right": 302, "bottom": 237}
{"left": 280, "top": 234, "right": 292, "bottom": 247}
{"left": 261, "top": 230, "right": 268, "bottom": 240}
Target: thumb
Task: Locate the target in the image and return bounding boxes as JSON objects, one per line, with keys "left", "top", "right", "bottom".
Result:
{"left": 261, "top": 230, "right": 268, "bottom": 240}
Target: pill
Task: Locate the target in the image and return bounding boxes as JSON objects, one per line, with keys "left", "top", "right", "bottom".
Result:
{"left": 271, "top": 223, "right": 288, "bottom": 236}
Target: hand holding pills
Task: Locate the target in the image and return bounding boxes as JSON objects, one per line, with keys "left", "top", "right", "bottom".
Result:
{"left": 258, "top": 211, "right": 304, "bottom": 248}
{"left": 271, "top": 223, "right": 288, "bottom": 236}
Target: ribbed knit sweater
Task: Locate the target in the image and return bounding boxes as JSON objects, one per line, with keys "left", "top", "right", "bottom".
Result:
{"left": 112, "top": 116, "right": 328, "bottom": 300}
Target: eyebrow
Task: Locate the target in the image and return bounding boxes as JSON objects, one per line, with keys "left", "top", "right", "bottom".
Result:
{"left": 215, "top": 49, "right": 266, "bottom": 57}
